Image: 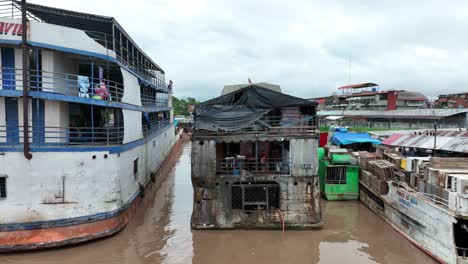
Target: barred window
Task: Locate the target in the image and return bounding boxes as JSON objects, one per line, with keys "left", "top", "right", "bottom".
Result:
{"left": 231, "top": 181, "right": 280, "bottom": 211}
{"left": 326, "top": 166, "right": 347, "bottom": 184}
{"left": 0, "top": 176, "right": 6, "bottom": 199}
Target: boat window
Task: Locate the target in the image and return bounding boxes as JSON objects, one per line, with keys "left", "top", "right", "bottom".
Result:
{"left": 326, "top": 166, "right": 347, "bottom": 184}
{"left": 142, "top": 111, "right": 170, "bottom": 138}
{"left": 133, "top": 158, "right": 139, "bottom": 177}
{"left": 0, "top": 176, "right": 6, "bottom": 199}
{"left": 69, "top": 103, "right": 124, "bottom": 145}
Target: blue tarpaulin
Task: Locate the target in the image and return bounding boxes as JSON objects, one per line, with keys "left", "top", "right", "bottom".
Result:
{"left": 331, "top": 132, "right": 381, "bottom": 146}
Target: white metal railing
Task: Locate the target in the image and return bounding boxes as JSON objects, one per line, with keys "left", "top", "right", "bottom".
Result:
{"left": 457, "top": 247, "right": 468, "bottom": 259}
{"left": 420, "top": 192, "right": 449, "bottom": 208}
{"left": 0, "top": 125, "right": 124, "bottom": 146}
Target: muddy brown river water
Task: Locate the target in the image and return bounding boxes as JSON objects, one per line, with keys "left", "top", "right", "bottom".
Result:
{"left": 1, "top": 143, "right": 436, "bottom": 264}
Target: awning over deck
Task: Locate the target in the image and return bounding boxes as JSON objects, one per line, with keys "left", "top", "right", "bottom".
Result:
{"left": 194, "top": 85, "right": 316, "bottom": 132}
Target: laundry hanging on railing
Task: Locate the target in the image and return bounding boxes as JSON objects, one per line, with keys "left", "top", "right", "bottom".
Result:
{"left": 99, "top": 66, "right": 104, "bottom": 83}
{"left": 77, "top": 75, "right": 90, "bottom": 98}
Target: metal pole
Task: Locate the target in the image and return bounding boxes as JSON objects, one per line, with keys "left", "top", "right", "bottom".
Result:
{"left": 112, "top": 24, "right": 115, "bottom": 52}
{"left": 35, "top": 48, "right": 39, "bottom": 143}
{"left": 21, "top": 0, "right": 32, "bottom": 159}
{"left": 433, "top": 119, "right": 438, "bottom": 157}
{"left": 91, "top": 60, "right": 94, "bottom": 143}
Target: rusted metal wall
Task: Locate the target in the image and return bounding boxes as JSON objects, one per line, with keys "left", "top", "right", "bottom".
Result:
{"left": 191, "top": 136, "right": 322, "bottom": 230}
{"left": 191, "top": 140, "right": 217, "bottom": 227}
{"left": 290, "top": 138, "right": 318, "bottom": 176}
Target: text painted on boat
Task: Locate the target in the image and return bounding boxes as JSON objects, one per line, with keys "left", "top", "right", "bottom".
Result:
{"left": 397, "top": 190, "right": 418, "bottom": 207}
{"left": 0, "top": 22, "right": 24, "bottom": 36}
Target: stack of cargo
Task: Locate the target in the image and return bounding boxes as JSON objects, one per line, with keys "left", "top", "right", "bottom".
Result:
{"left": 366, "top": 160, "right": 394, "bottom": 195}
{"left": 356, "top": 151, "right": 393, "bottom": 195}
{"left": 384, "top": 152, "right": 403, "bottom": 168}
{"left": 360, "top": 170, "right": 372, "bottom": 187}
{"left": 368, "top": 160, "right": 395, "bottom": 180}
{"left": 417, "top": 157, "right": 468, "bottom": 202}
{"left": 357, "top": 151, "right": 381, "bottom": 171}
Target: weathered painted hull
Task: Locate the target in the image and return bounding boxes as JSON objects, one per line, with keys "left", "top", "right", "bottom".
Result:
{"left": 0, "top": 133, "right": 185, "bottom": 252}
{"left": 323, "top": 192, "right": 358, "bottom": 201}
{"left": 359, "top": 181, "right": 461, "bottom": 264}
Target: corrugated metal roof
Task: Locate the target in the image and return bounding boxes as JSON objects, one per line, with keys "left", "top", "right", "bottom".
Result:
{"left": 338, "top": 83, "right": 378, "bottom": 89}
{"left": 397, "top": 91, "right": 427, "bottom": 101}
{"left": 368, "top": 128, "right": 467, "bottom": 138}
{"left": 317, "top": 108, "right": 468, "bottom": 119}
{"left": 382, "top": 130, "right": 468, "bottom": 153}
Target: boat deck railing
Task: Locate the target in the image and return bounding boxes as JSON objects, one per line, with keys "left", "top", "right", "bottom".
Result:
{"left": 0, "top": 68, "right": 170, "bottom": 106}
{"left": 85, "top": 31, "right": 169, "bottom": 92}
{"left": 1, "top": 68, "right": 124, "bottom": 102}
{"left": 420, "top": 192, "right": 449, "bottom": 208}
{"left": 141, "top": 92, "right": 169, "bottom": 107}
{"left": 216, "top": 158, "right": 291, "bottom": 176}
{"left": 195, "top": 115, "right": 317, "bottom": 136}
{"left": 0, "top": 122, "right": 172, "bottom": 147}
{"left": 457, "top": 247, "right": 468, "bottom": 259}
{"left": 394, "top": 181, "right": 451, "bottom": 208}
{"left": 0, "top": 125, "right": 124, "bottom": 146}
{"left": 142, "top": 119, "right": 171, "bottom": 138}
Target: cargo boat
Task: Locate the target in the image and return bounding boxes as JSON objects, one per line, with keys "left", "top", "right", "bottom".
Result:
{"left": 358, "top": 153, "right": 468, "bottom": 264}
{"left": 0, "top": 1, "right": 178, "bottom": 251}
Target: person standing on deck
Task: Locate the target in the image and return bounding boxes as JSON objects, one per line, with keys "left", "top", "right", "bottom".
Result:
{"left": 260, "top": 151, "right": 268, "bottom": 172}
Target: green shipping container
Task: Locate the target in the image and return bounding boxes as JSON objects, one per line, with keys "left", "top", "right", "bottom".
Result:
{"left": 318, "top": 158, "right": 359, "bottom": 201}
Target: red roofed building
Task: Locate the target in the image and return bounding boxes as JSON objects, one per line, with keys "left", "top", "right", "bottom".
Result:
{"left": 309, "top": 83, "right": 428, "bottom": 111}
{"left": 436, "top": 92, "right": 468, "bottom": 109}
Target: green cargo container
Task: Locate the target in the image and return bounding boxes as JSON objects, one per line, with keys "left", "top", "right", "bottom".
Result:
{"left": 318, "top": 157, "right": 359, "bottom": 201}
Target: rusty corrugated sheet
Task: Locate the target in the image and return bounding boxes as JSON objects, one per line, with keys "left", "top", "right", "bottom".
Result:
{"left": 382, "top": 130, "right": 468, "bottom": 153}
{"left": 317, "top": 108, "right": 468, "bottom": 118}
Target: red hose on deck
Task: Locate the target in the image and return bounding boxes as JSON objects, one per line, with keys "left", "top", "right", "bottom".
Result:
{"left": 276, "top": 208, "right": 285, "bottom": 235}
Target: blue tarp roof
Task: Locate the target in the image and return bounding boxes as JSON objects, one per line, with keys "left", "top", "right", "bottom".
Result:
{"left": 331, "top": 132, "right": 381, "bottom": 146}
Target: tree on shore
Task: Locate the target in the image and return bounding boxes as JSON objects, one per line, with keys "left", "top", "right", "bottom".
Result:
{"left": 172, "top": 96, "right": 199, "bottom": 116}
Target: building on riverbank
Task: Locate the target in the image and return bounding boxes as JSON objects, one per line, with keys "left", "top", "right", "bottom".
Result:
{"left": 191, "top": 84, "right": 322, "bottom": 229}
{"left": 309, "top": 83, "right": 428, "bottom": 111}
{"left": 317, "top": 108, "right": 468, "bottom": 130}
{"left": 436, "top": 92, "right": 468, "bottom": 109}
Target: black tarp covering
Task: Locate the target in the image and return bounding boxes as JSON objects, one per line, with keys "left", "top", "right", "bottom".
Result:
{"left": 194, "top": 85, "right": 316, "bottom": 132}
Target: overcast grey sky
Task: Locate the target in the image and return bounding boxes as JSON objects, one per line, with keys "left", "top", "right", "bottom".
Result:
{"left": 34, "top": 0, "right": 468, "bottom": 100}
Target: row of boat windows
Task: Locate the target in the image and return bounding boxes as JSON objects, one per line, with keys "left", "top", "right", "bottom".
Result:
{"left": 1, "top": 99, "right": 170, "bottom": 145}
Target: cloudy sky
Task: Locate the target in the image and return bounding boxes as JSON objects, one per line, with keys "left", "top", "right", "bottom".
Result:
{"left": 34, "top": 0, "right": 468, "bottom": 101}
